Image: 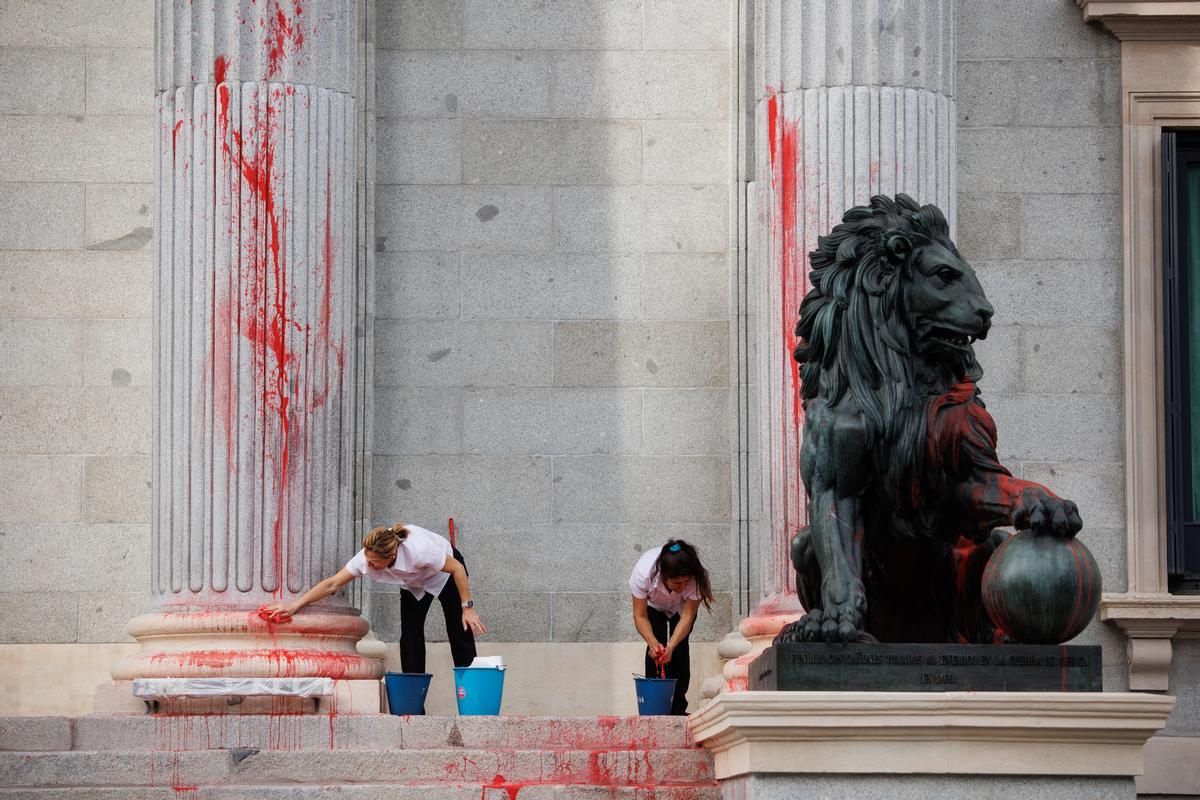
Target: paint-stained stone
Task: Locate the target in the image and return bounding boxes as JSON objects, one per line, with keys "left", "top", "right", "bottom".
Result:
{"left": 0, "top": 593, "right": 78, "bottom": 643}
{"left": 643, "top": 0, "right": 731, "bottom": 50}
{"left": 642, "top": 121, "right": 729, "bottom": 186}
{"left": 0, "top": 251, "right": 151, "bottom": 320}
{"left": 957, "top": 193, "right": 1019, "bottom": 261}
{"left": 462, "top": 387, "right": 642, "bottom": 455}
{"left": 1020, "top": 462, "right": 1124, "bottom": 532}
{"left": 82, "top": 456, "right": 151, "bottom": 524}
{"left": 642, "top": 185, "right": 728, "bottom": 253}
{"left": 552, "top": 320, "right": 728, "bottom": 388}
{"left": 0, "top": 47, "right": 84, "bottom": 114}
{"left": 84, "top": 183, "right": 152, "bottom": 251}
{"left": 462, "top": 120, "right": 642, "bottom": 186}
{"left": 462, "top": 0, "right": 641, "bottom": 50}
{"left": 0, "top": 319, "right": 83, "bottom": 386}
{"left": 1021, "top": 326, "right": 1119, "bottom": 395}
{"left": 958, "top": 127, "right": 1119, "bottom": 195}
{"left": 1019, "top": 193, "right": 1122, "bottom": 261}
{"left": 552, "top": 186, "right": 644, "bottom": 253}
{"left": 642, "top": 253, "right": 729, "bottom": 321}
{"left": 375, "top": 319, "right": 553, "bottom": 387}
{"left": 85, "top": 48, "right": 153, "bottom": 115}
{"left": 0, "top": 116, "right": 153, "bottom": 183}
{"left": 974, "top": 259, "right": 1121, "bottom": 329}
{"left": 461, "top": 253, "right": 641, "bottom": 320}
{"left": 642, "top": 389, "right": 729, "bottom": 456}
{"left": 0, "top": 0, "right": 153, "bottom": 47}
{"left": 375, "top": 252, "right": 461, "bottom": 320}
{"left": 0, "top": 183, "right": 85, "bottom": 251}
{"left": 376, "top": 0, "right": 464, "bottom": 50}
{"left": 0, "top": 456, "right": 83, "bottom": 523}
{"left": 956, "top": 60, "right": 1016, "bottom": 128}
{"left": 985, "top": 393, "right": 1121, "bottom": 462}
{"left": 1, "top": 523, "right": 149, "bottom": 593}
{"left": 374, "top": 387, "right": 464, "bottom": 455}
{"left": 82, "top": 320, "right": 151, "bottom": 386}
{"left": 371, "top": 455, "right": 553, "bottom": 529}
{"left": 376, "top": 118, "right": 463, "bottom": 184}
{"left": 552, "top": 455, "right": 730, "bottom": 524}
{"left": 77, "top": 591, "right": 146, "bottom": 642}
{"left": 376, "top": 50, "right": 551, "bottom": 119}
{"left": 972, "top": 325, "right": 1022, "bottom": 394}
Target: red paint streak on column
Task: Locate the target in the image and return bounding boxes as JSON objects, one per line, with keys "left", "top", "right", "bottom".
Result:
{"left": 172, "top": 119, "right": 184, "bottom": 158}
{"left": 265, "top": 1, "right": 305, "bottom": 78}
{"left": 214, "top": 55, "right": 229, "bottom": 86}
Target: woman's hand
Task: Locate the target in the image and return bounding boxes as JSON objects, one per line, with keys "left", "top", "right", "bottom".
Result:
{"left": 258, "top": 602, "right": 298, "bottom": 623}
{"left": 462, "top": 607, "right": 487, "bottom": 636}
{"left": 655, "top": 644, "right": 674, "bottom": 666}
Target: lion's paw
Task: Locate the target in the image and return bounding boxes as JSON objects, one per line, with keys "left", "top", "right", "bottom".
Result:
{"left": 1014, "top": 491, "right": 1083, "bottom": 538}
{"left": 818, "top": 600, "right": 864, "bottom": 643}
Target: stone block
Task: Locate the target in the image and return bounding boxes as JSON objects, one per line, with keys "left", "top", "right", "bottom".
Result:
{"left": 642, "top": 253, "right": 729, "bottom": 320}
{"left": 642, "top": 388, "right": 729, "bottom": 455}
{"left": 958, "top": 127, "right": 1119, "bottom": 195}
{"left": 375, "top": 319, "right": 553, "bottom": 387}
{"left": 642, "top": 185, "right": 728, "bottom": 253}
{"left": 80, "top": 387, "right": 152, "bottom": 454}
{"left": 462, "top": 387, "right": 641, "bottom": 455}
{"left": 375, "top": 252, "right": 461, "bottom": 320}
{"left": 376, "top": 117, "right": 462, "bottom": 184}
{"left": 82, "top": 455, "right": 151, "bottom": 523}
{"left": 1021, "top": 326, "right": 1119, "bottom": 395}
{"left": 1078, "top": 526, "right": 1126, "bottom": 595}
{"left": 0, "top": 387, "right": 148, "bottom": 457}
{"left": 643, "top": 0, "right": 731, "bottom": 50}
{"left": 0, "top": 250, "right": 151, "bottom": 319}
{"left": 0, "top": 0, "right": 153, "bottom": 47}
{"left": 371, "top": 455, "right": 552, "bottom": 528}
{"left": 376, "top": 50, "right": 551, "bottom": 119}
{"left": 0, "top": 592, "right": 79, "bottom": 643}
{"left": 82, "top": 319, "right": 151, "bottom": 386}
{"left": 0, "top": 717, "right": 71, "bottom": 751}
{"left": 552, "top": 455, "right": 731, "bottom": 524}
{"left": 552, "top": 320, "right": 729, "bottom": 388}
{"left": 84, "top": 182, "right": 152, "bottom": 251}
{"left": 1020, "top": 461, "right": 1124, "bottom": 531}
{"left": 1015, "top": 58, "right": 1121, "bottom": 128}
{"left": 369, "top": 588, "right": 552, "bottom": 642}
{"left": 974, "top": 259, "right": 1121, "bottom": 328}
{"left": 0, "top": 522, "right": 149, "bottom": 593}
{"left": 956, "top": 193, "right": 1019, "bottom": 260}
{"left": 0, "top": 182, "right": 85, "bottom": 250}
{"left": 77, "top": 591, "right": 146, "bottom": 642}
{"left": 461, "top": 186, "right": 553, "bottom": 252}
{"left": 462, "top": 120, "right": 642, "bottom": 186}
{"left": 550, "top": 51, "right": 729, "bottom": 120}
{"left": 553, "top": 186, "right": 644, "bottom": 253}
{"left": 727, "top": 774, "right": 1131, "bottom": 800}
{"left": 1019, "top": 193, "right": 1121, "bottom": 261}
{"left": 985, "top": 392, "right": 1121, "bottom": 462}
{"left": 956, "top": 59, "right": 1015, "bottom": 128}
{"left": 462, "top": 0, "right": 641, "bottom": 50}
{"left": 957, "top": 0, "right": 1119, "bottom": 60}
{"left": 461, "top": 253, "right": 641, "bottom": 320}
{"left": 376, "top": 0, "right": 463, "bottom": 50}
{"left": 0, "top": 47, "right": 84, "bottom": 114}
{"left": 0, "top": 455, "right": 82, "bottom": 522}
{"left": 1166, "top": 640, "right": 1200, "bottom": 735}
{"left": 972, "top": 325, "right": 1022, "bottom": 394}
{"left": 552, "top": 591, "right": 637, "bottom": 642}
{"left": 376, "top": 185, "right": 462, "bottom": 251}
{"left": 642, "top": 121, "right": 729, "bottom": 185}
{"left": 374, "top": 387, "right": 464, "bottom": 455}
{"left": 0, "top": 319, "right": 83, "bottom": 386}
{"left": 85, "top": 48, "right": 153, "bottom": 115}
{"left": 0, "top": 115, "right": 154, "bottom": 182}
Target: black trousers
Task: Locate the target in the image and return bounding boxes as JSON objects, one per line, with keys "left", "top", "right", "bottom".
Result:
{"left": 399, "top": 547, "right": 477, "bottom": 673}
{"left": 644, "top": 606, "right": 691, "bottom": 715}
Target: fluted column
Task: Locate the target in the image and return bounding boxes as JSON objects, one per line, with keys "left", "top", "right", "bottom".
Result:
{"left": 114, "top": 0, "right": 378, "bottom": 682}
{"left": 720, "top": 0, "right": 956, "bottom": 693}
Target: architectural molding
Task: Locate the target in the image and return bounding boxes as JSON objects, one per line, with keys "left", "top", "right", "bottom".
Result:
{"left": 1079, "top": 0, "right": 1200, "bottom": 39}
{"left": 689, "top": 691, "right": 1175, "bottom": 780}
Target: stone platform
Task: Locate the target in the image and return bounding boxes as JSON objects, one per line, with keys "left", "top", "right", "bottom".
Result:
{"left": 0, "top": 714, "right": 718, "bottom": 799}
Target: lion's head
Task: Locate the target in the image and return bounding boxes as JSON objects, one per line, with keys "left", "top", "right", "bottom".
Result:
{"left": 794, "top": 194, "right": 993, "bottom": 443}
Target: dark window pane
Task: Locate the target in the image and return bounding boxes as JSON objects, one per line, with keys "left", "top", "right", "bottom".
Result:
{"left": 1189, "top": 163, "right": 1200, "bottom": 520}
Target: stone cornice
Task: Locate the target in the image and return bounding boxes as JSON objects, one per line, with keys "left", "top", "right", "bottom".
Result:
{"left": 1078, "top": 0, "right": 1200, "bottom": 39}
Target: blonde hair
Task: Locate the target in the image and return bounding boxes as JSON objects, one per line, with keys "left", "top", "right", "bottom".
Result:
{"left": 363, "top": 523, "right": 408, "bottom": 559}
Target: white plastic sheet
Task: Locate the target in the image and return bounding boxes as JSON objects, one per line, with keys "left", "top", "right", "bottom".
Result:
{"left": 132, "top": 677, "right": 334, "bottom": 700}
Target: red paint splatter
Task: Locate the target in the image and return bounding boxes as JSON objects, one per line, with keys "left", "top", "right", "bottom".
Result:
{"left": 264, "top": 1, "right": 305, "bottom": 78}
{"left": 172, "top": 119, "right": 184, "bottom": 158}
{"left": 213, "top": 55, "right": 229, "bottom": 86}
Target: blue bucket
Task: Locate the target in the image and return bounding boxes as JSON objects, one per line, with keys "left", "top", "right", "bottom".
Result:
{"left": 634, "top": 676, "right": 677, "bottom": 716}
{"left": 452, "top": 666, "right": 505, "bottom": 715}
{"left": 383, "top": 672, "right": 432, "bottom": 715}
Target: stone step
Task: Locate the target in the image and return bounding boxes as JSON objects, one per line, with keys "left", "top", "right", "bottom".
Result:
{"left": 1, "top": 716, "right": 694, "bottom": 753}
{"left": 0, "top": 784, "right": 721, "bottom": 799}
{"left": 0, "top": 748, "right": 715, "bottom": 788}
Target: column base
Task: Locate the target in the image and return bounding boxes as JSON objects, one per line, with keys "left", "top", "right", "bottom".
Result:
{"left": 719, "top": 595, "right": 803, "bottom": 693}
{"left": 94, "top": 678, "right": 384, "bottom": 714}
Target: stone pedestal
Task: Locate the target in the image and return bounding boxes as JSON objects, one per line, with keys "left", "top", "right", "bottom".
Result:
{"left": 111, "top": 0, "right": 381, "bottom": 702}
{"left": 689, "top": 691, "right": 1175, "bottom": 800}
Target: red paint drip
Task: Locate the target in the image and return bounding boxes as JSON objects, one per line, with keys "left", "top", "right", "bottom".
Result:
{"left": 265, "top": 0, "right": 305, "bottom": 78}
{"left": 213, "top": 54, "right": 229, "bottom": 86}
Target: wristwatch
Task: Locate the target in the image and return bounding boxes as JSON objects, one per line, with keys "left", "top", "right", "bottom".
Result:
{"left": 461, "top": 600, "right": 474, "bottom": 609}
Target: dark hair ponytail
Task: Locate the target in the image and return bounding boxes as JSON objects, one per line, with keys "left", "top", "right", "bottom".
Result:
{"left": 651, "top": 539, "right": 714, "bottom": 611}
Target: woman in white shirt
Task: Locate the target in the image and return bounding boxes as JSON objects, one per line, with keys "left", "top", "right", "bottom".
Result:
{"left": 263, "top": 523, "right": 486, "bottom": 673}
{"left": 629, "top": 539, "right": 714, "bottom": 715}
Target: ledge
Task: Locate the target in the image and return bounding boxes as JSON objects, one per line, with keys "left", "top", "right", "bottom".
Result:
{"left": 1101, "top": 592, "right": 1200, "bottom": 690}
{"left": 1078, "top": 0, "right": 1200, "bottom": 38}
{"left": 688, "top": 690, "right": 1175, "bottom": 780}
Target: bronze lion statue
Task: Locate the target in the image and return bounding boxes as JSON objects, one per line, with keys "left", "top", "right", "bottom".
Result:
{"left": 778, "top": 194, "right": 1083, "bottom": 645}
